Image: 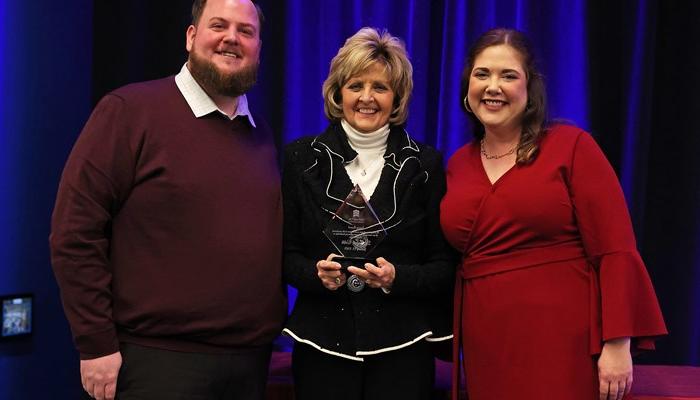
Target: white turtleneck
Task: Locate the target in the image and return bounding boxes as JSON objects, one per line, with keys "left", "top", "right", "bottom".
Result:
{"left": 341, "top": 119, "right": 389, "bottom": 198}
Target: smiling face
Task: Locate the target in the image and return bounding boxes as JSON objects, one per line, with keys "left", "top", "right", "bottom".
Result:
{"left": 467, "top": 44, "right": 528, "bottom": 135}
{"left": 185, "top": 0, "right": 261, "bottom": 97}
{"left": 340, "top": 63, "right": 396, "bottom": 133}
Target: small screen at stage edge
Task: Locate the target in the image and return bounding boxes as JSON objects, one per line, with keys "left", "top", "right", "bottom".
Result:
{"left": 1, "top": 294, "right": 33, "bottom": 338}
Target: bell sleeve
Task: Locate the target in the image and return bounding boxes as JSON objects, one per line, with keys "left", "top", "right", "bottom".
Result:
{"left": 568, "top": 130, "right": 667, "bottom": 352}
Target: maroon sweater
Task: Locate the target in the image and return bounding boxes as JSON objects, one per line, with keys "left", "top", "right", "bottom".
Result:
{"left": 50, "top": 77, "right": 286, "bottom": 359}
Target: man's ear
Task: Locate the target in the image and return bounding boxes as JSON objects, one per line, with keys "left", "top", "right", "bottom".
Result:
{"left": 186, "top": 25, "right": 196, "bottom": 52}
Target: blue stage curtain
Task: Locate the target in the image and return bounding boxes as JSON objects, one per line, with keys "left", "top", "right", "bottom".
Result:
{"left": 277, "top": 0, "right": 590, "bottom": 153}
{"left": 0, "top": 1, "right": 94, "bottom": 398}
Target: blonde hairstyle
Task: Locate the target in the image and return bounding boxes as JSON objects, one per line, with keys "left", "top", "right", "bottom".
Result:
{"left": 322, "top": 27, "right": 413, "bottom": 125}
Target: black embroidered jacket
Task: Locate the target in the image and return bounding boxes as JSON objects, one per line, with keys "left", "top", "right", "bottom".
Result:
{"left": 281, "top": 123, "right": 456, "bottom": 360}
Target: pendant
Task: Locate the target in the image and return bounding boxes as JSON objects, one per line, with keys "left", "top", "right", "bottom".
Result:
{"left": 360, "top": 169, "right": 367, "bottom": 176}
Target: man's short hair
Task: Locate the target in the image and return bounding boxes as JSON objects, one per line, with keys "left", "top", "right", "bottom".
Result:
{"left": 191, "top": 0, "right": 265, "bottom": 34}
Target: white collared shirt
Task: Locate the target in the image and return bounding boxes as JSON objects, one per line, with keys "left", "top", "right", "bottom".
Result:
{"left": 174, "top": 63, "right": 256, "bottom": 127}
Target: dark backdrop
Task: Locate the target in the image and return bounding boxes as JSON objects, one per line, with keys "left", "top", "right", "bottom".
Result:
{"left": 1, "top": 0, "right": 698, "bottom": 398}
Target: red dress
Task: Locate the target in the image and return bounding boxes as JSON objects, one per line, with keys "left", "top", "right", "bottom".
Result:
{"left": 440, "top": 125, "right": 667, "bottom": 400}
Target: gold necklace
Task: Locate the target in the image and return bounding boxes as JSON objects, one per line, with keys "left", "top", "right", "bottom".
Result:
{"left": 480, "top": 139, "right": 517, "bottom": 160}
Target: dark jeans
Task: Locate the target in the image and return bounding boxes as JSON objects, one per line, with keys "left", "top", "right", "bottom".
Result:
{"left": 292, "top": 340, "right": 435, "bottom": 400}
{"left": 108, "top": 342, "right": 272, "bottom": 400}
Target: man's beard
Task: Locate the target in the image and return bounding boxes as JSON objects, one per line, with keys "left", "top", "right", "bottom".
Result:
{"left": 188, "top": 51, "right": 258, "bottom": 98}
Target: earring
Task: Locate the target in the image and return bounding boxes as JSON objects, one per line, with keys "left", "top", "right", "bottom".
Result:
{"left": 463, "top": 96, "right": 473, "bottom": 113}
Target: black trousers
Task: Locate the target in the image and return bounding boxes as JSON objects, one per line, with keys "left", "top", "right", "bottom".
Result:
{"left": 292, "top": 341, "right": 435, "bottom": 400}
{"left": 108, "top": 342, "right": 272, "bottom": 400}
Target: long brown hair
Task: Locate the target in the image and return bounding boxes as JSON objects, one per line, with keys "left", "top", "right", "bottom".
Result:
{"left": 460, "top": 28, "right": 547, "bottom": 163}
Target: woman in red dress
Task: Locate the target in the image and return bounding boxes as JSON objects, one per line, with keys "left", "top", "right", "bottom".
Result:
{"left": 439, "top": 28, "right": 667, "bottom": 400}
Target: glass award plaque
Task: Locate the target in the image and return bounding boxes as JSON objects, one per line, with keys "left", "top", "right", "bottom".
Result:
{"left": 323, "top": 184, "right": 387, "bottom": 274}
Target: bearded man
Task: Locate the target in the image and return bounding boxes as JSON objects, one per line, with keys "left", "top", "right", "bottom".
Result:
{"left": 49, "top": 1, "right": 286, "bottom": 399}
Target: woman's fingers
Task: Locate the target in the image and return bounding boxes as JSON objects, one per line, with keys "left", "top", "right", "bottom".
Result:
{"left": 316, "top": 257, "right": 344, "bottom": 290}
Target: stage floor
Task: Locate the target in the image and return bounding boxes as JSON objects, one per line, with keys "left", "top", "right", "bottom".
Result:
{"left": 267, "top": 352, "right": 700, "bottom": 399}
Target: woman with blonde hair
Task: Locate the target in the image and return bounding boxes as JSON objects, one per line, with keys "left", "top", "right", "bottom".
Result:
{"left": 282, "top": 27, "right": 455, "bottom": 399}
